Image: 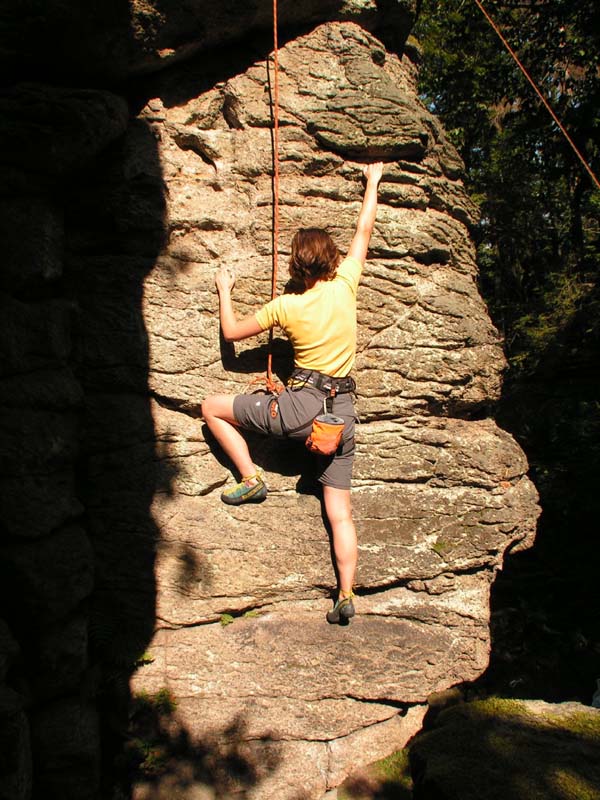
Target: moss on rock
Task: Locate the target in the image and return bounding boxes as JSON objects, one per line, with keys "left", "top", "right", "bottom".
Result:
{"left": 410, "top": 698, "right": 600, "bottom": 800}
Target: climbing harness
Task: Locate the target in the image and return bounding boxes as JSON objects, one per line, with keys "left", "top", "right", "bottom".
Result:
{"left": 474, "top": 0, "right": 600, "bottom": 191}
{"left": 287, "top": 369, "right": 357, "bottom": 395}
{"left": 267, "top": 368, "right": 355, "bottom": 454}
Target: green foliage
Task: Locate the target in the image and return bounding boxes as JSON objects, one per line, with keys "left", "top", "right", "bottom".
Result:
{"left": 416, "top": 1, "right": 600, "bottom": 702}
{"left": 371, "top": 749, "right": 412, "bottom": 786}
{"left": 132, "top": 688, "right": 178, "bottom": 716}
{"left": 415, "top": 0, "right": 600, "bottom": 375}
{"left": 134, "top": 650, "right": 155, "bottom": 668}
{"left": 431, "top": 537, "right": 451, "bottom": 557}
{"left": 338, "top": 748, "right": 413, "bottom": 799}
{"left": 123, "top": 689, "right": 180, "bottom": 782}
{"left": 220, "top": 609, "right": 262, "bottom": 626}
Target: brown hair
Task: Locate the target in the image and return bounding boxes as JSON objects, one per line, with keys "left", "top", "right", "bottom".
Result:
{"left": 288, "top": 228, "right": 340, "bottom": 291}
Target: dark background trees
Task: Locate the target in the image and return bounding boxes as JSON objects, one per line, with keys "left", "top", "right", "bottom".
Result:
{"left": 415, "top": 0, "right": 600, "bottom": 700}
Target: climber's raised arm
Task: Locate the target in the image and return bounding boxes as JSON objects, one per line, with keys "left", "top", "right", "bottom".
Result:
{"left": 347, "top": 161, "right": 383, "bottom": 266}
{"left": 216, "top": 265, "right": 263, "bottom": 342}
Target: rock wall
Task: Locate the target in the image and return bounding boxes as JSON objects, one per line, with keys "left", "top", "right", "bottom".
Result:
{"left": 0, "top": 4, "right": 539, "bottom": 800}
{"left": 0, "top": 85, "right": 134, "bottom": 799}
{"left": 127, "top": 23, "right": 539, "bottom": 798}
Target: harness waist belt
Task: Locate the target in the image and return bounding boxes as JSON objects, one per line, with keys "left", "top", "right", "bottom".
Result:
{"left": 288, "top": 368, "right": 356, "bottom": 394}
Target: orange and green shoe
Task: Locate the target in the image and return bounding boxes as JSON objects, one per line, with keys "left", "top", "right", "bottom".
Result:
{"left": 221, "top": 469, "right": 267, "bottom": 506}
{"left": 326, "top": 591, "right": 355, "bottom": 624}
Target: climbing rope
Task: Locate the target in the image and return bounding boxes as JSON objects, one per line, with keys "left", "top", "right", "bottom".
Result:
{"left": 247, "top": 0, "right": 282, "bottom": 395}
{"left": 266, "top": 0, "right": 282, "bottom": 393}
{"left": 473, "top": 0, "right": 600, "bottom": 191}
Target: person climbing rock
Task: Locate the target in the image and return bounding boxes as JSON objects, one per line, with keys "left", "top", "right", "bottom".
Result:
{"left": 202, "top": 161, "right": 383, "bottom": 624}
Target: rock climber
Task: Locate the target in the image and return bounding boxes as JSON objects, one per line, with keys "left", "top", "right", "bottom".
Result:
{"left": 202, "top": 161, "right": 383, "bottom": 624}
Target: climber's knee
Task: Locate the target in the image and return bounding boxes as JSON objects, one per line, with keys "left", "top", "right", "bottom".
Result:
{"left": 323, "top": 485, "right": 353, "bottom": 529}
{"left": 201, "top": 394, "right": 237, "bottom": 424}
{"left": 201, "top": 395, "right": 217, "bottom": 420}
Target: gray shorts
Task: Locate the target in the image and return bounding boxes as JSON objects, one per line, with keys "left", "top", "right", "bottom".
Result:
{"left": 233, "top": 386, "right": 356, "bottom": 490}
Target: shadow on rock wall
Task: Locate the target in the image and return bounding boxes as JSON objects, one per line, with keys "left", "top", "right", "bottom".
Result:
{"left": 0, "top": 78, "right": 287, "bottom": 798}
{"left": 62, "top": 114, "right": 167, "bottom": 796}
{"left": 118, "top": 692, "right": 282, "bottom": 799}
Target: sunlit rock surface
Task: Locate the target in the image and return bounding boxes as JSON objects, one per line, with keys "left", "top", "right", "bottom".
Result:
{"left": 0, "top": 14, "right": 539, "bottom": 800}
{"left": 127, "top": 22, "right": 538, "bottom": 798}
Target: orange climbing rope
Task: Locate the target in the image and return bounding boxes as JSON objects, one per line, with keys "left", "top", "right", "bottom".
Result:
{"left": 247, "top": 0, "right": 282, "bottom": 394}
{"left": 473, "top": 0, "right": 600, "bottom": 192}
{"left": 265, "top": 0, "right": 282, "bottom": 393}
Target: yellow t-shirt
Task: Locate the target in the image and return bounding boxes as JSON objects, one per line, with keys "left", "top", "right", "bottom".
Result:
{"left": 254, "top": 256, "right": 362, "bottom": 378}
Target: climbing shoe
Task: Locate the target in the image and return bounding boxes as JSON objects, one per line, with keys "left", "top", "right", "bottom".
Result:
{"left": 326, "top": 592, "right": 355, "bottom": 624}
{"left": 221, "top": 468, "right": 267, "bottom": 506}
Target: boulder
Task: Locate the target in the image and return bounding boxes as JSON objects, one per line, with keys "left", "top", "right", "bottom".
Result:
{"left": 118, "top": 21, "right": 539, "bottom": 797}
{"left": 410, "top": 698, "right": 600, "bottom": 800}
{"left": 0, "top": 11, "right": 540, "bottom": 800}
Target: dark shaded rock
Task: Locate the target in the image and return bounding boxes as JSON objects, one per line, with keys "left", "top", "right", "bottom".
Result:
{"left": 0, "top": 85, "right": 129, "bottom": 177}
{"left": 29, "top": 615, "right": 88, "bottom": 702}
{"left": 0, "top": 405, "right": 82, "bottom": 539}
{"left": 0, "top": 621, "right": 19, "bottom": 683}
{"left": 0, "top": 196, "right": 63, "bottom": 293}
{"left": 0, "top": 687, "right": 32, "bottom": 800}
{"left": 0, "top": 472, "right": 83, "bottom": 540}
{"left": 30, "top": 700, "right": 100, "bottom": 800}
{"left": 1, "top": 0, "right": 417, "bottom": 84}
{"left": 0, "top": 295, "right": 73, "bottom": 379}
{"left": 0, "top": 526, "right": 93, "bottom": 623}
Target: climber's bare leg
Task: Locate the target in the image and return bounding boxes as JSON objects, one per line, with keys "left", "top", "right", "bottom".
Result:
{"left": 323, "top": 485, "right": 357, "bottom": 595}
{"left": 202, "top": 395, "right": 256, "bottom": 479}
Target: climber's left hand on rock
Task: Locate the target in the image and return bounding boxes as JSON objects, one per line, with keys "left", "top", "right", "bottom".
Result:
{"left": 216, "top": 265, "right": 236, "bottom": 293}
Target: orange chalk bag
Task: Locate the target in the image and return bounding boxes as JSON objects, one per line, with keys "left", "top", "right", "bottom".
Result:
{"left": 305, "top": 392, "right": 345, "bottom": 457}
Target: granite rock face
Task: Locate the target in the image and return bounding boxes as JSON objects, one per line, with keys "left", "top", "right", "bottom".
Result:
{"left": 127, "top": 21, "right": 538, "bottom": 799}
{"left": 0, "top": 14, "right": 539, "bottom": 800}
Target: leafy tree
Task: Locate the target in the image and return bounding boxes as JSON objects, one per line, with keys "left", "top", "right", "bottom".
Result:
{"left": 415, "top": 0, "right": 600, "bottom": 372}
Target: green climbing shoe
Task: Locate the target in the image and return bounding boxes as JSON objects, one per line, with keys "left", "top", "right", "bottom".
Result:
{"left": 221, "top": 470, "right": 267, "bottom": 506}
{"left": 326, "top": 592, "right": 355, "bottom": 624}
